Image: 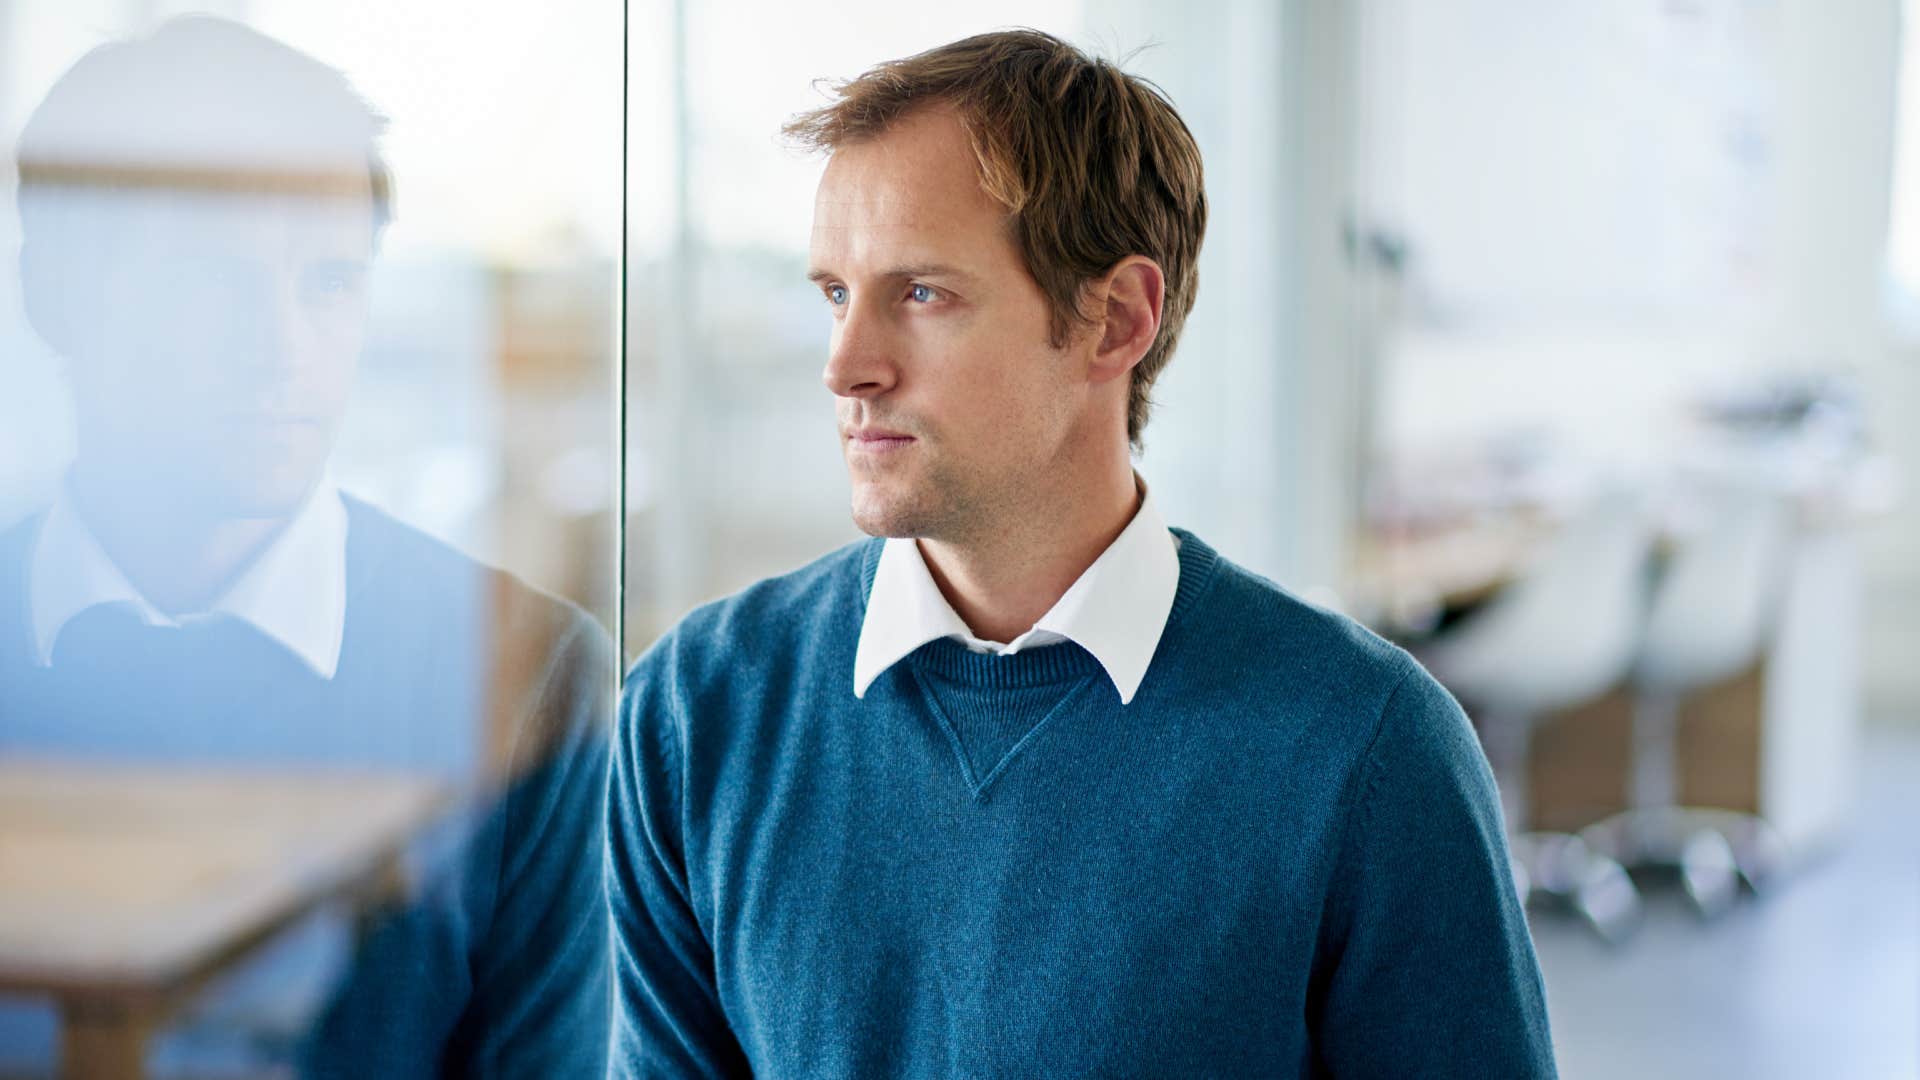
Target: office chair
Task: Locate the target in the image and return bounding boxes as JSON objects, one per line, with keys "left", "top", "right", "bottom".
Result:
{"left": 1581, "top": 481, "right": 1793, "bottom": 915}
{"left": 1416, "top": 488, "right": 1652, "bottom": 942}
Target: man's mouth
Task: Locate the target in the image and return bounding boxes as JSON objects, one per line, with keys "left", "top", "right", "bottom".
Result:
{"left": 845, "top": 427, "right": 915, "bottom": 451}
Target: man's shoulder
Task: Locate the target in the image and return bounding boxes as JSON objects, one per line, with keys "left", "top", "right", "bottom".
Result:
{"left": 343, "top": 492, "right": 596, "bottom": 632}
{"left": 343, "top": 492, "right": 496, "bottom": 602}
{"left": 342, "top": 492, "right": 614, "bottom": 725}
{"left": 1182, "top": 533, "right": 1416, "bottom": 695}
{"left": 1178, "top": 535, "right": 1483, "bottom": 818}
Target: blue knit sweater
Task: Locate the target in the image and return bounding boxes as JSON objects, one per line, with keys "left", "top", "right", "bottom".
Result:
{"left": 608, "top": 529, "right": 1555, "bottom": 1078}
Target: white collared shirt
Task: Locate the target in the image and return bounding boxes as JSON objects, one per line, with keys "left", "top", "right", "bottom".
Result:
{"left": 28, "top": 482, "right": 350, "bottom": 678}
{"left": 853, "top": 481, "right": 1181, "bottom": 705}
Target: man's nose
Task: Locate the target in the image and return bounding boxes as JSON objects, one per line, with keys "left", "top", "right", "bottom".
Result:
{"left": 821, "top": 300, "right": 898, "bottom": 399}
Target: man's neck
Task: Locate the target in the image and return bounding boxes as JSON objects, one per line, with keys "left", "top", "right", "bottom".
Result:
{"left": 67, "top": 469, "right": 294, "bottom": 617}
{"left": 917, "top": 463, "right": 1140, "bottom": 645}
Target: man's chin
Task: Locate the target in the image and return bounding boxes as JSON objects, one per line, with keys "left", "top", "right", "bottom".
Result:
{"left": 848, "top": 488, "right": 930, "bottom": 540}
{"left": 848, "top": 506, "right": 910, "bottom": 539}
{"left": 195, "top": 465, "right": 325, "bottom": 521}
{"left": 217, "top": 493, "right": 316, "bottom": 520}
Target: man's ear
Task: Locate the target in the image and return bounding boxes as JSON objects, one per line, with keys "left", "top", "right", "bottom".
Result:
{"left": 1087, "top": 255, "right": 1164, "bottom": 386}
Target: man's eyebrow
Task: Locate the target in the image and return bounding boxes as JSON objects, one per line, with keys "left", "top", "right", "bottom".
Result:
{"left": 889, "top": 263, "right": 976, "bottom": 282}
{"left": 805, "top": 264, "right": 977, "bottom": 284}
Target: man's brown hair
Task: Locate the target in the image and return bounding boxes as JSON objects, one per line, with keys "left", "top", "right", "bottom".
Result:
{"left": 784, "top": 28, "right": 1208, "bottom": 449}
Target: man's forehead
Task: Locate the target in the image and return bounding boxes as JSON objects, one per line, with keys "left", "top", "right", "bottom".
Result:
{"left": 52, "top": 180, "right": 372, "bottom": 222}
{"left": 811, "top": 189, "right": 950, "bottom": 230}
{"left": 810, "top": 173, "right": 1003, "bottom": 259}
{"left": 94, "top": 192, "right": 376, "bottom": 263}
{"left": 804, "top": 107, "right": 1016, "bottom": 271}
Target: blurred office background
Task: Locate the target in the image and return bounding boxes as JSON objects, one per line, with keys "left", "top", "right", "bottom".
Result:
{"left": 627, "top": 0, "right": 1917, "bottom": 1077}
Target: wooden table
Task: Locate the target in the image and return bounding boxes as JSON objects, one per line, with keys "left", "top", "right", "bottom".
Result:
{"left": 0, "top": 760, "right": 447, "bottom": 1079}
{"left": 1347, "top": 514, "right": 1557, "bottom": 635}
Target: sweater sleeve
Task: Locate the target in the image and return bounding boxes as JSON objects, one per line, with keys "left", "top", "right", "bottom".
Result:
{"left": 607, "top": 650, "right": 754, "bottom": 1078}
{"left": 1308, "top": 663, "right": 1558, "bottom": 1078}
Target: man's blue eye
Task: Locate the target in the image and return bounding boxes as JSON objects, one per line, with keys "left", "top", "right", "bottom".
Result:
{"left": 827, "top": 284, "right": 848, "bottom": 306}
{"left": 909, "top": 284, "right": 935, "bottom": 303}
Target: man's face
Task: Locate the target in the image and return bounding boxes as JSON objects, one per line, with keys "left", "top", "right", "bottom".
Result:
{"left": 67, "top": 177, "right": 373, "bottom": 519}
{"left": 808, "top": 106, "right": 1089, "bottom": 542}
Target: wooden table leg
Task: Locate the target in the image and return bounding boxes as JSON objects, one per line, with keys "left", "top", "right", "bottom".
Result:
{"left": 59, "top": 998, "right": 155, "bottom": 1080}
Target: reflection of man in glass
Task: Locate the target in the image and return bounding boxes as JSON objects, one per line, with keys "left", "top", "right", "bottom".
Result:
{"left": 0, "top": 17, "right": 609, "bottom": 1076}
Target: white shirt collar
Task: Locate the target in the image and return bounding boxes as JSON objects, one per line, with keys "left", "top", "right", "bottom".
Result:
{"left": 28, "top": 482, "right": 350, "bottom": 678}
{"left": 853, "top": 480, "right": 1180, "bottom": 705}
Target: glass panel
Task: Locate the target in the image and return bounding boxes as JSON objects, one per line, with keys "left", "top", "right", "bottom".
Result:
{"left": 0, "top": 4, "right": 620, "bottom": 1075}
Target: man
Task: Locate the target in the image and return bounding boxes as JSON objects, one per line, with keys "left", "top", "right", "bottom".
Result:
{"left": 608, "top": 29, "right": 1555, "bottom": 1078}
{"left": 0, "top": 18, "right": 610, "bottom": 1076}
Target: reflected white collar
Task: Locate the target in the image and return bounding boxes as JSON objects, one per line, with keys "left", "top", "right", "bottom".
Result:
{"left": 28, "top": 482, "right": 349, "bottom": 678}
{"left": 853, "top": 482, "right": 1179, "bottom": 705}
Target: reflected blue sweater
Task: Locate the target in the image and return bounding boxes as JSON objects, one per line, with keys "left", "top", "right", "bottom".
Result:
{"left": 609, "top": 529, "right": 1555, "bottom": 1078}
